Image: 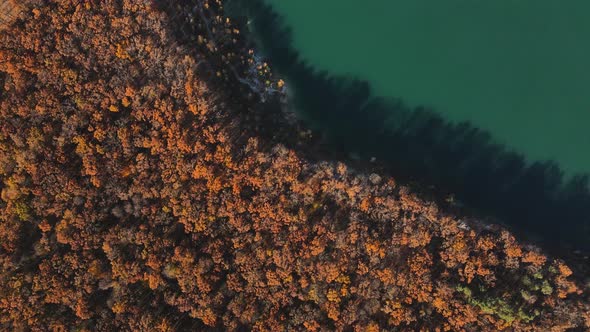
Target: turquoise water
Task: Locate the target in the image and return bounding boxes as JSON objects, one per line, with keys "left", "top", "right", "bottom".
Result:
{"left": 262, "top": 0, "right": 590, "bottom": 177}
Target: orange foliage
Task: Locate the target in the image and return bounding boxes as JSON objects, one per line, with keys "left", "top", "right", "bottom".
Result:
{"left": 0, "top": 1, "right": 587, "bottom": 331}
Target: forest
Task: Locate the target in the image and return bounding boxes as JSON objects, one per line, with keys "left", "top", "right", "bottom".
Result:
{"left": 0, "top": 0, "right": 589, "bottom": 331}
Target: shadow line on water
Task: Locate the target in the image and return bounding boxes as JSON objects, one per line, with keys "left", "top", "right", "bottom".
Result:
{"left": 230, "top": 0, "right": 590, "bottom": 252}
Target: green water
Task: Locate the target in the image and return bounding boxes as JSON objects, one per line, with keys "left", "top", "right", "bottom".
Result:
{"left": 263, "top": 0, "right": 590, "bottom": 176}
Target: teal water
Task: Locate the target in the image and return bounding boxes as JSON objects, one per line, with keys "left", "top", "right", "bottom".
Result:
{"left": 262, "top": 0, "right": 590, "bottom": 177}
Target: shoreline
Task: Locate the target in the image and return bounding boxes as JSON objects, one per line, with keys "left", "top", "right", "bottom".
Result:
{"left": 229, "top": 0, "right": 590, "bottom": 256}
{"left": 0, "top": 1, "right": 588, "bottom": 329}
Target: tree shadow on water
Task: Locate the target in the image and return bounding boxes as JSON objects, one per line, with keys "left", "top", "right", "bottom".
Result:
{"left": 230, "top": 0, "right": 590, "bottom": 253}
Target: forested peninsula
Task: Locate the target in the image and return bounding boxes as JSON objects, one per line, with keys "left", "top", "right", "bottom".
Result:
{"left": 0, "top": 1, "right": 588, "bottom": 331}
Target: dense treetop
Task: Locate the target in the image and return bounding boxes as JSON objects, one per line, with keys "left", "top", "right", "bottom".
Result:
{"left": 0, "top": 1, "right": 588, "bottom": 331}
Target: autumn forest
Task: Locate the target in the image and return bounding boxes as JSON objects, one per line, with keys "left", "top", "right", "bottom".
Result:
{"left": 0, "top": 1, "right": 589, "bottom": 331}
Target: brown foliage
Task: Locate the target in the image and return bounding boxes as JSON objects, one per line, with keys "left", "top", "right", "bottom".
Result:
{"left": 0, "top": 1, "right": 588, "bottom": 331}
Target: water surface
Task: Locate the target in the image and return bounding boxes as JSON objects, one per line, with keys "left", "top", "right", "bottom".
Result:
{"left": 263, "top": 0, "right": 590, "bottom": 176}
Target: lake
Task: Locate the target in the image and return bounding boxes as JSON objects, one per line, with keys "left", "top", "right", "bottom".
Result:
{"left": 229, "top": 0, "right": 590, "bottom": 249}
{"left": 260, "top": 0, "right": 590, "bottom": 177}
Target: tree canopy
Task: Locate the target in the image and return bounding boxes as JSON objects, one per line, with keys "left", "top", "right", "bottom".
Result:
{"left": 0, "top": 1, "right": 588, "bottom": 331}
